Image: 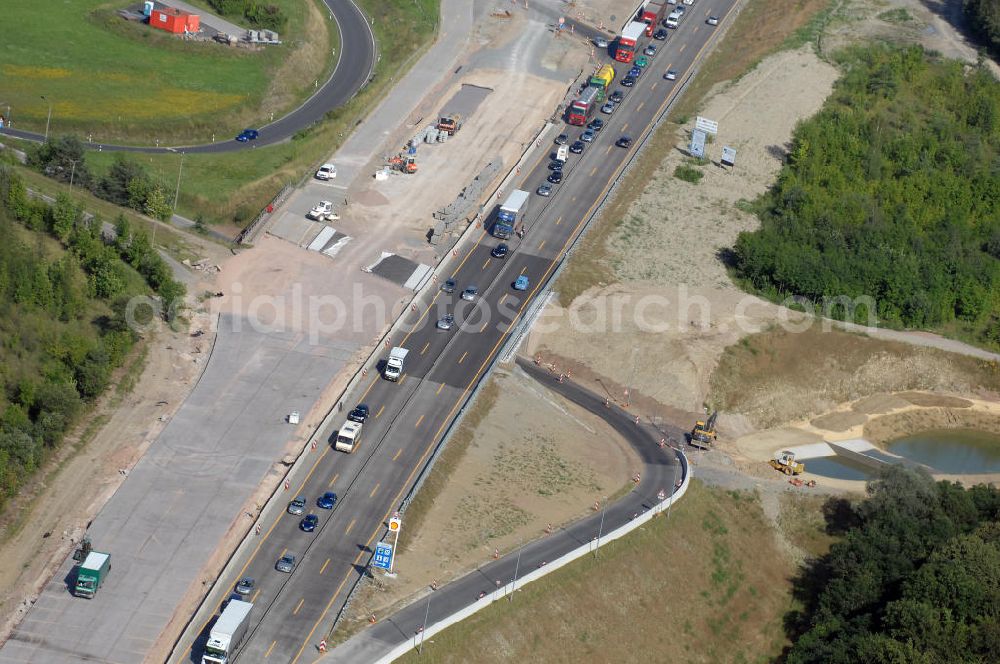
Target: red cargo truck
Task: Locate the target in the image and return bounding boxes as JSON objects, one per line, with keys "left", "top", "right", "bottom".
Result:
{"left": 614, "top": 21, "right": 646, "bottom": 63}
{"left": 638, "top": 2, "right": 668, "bottom": 37}
{"left": 567, "top": 86, "right": 600, "bottom": 126}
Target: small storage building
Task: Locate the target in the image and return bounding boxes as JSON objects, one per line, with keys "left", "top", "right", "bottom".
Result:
{"left": 149, "top": 7, "right": 200, "bottom": 34}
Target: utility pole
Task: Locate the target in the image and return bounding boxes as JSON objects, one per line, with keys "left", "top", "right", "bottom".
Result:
{"left": 418, "top": 590, "right": 431, "bottom": 654}
{"left": 69, "top": 160, "right": 77, "bottom": 190}
{"left": 41, "top": 96, "right": 52, "bottom": 140}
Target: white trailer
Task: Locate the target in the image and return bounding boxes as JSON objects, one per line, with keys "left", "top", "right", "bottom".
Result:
{"left": 202, "top": 600, "right": 253, "bottom": 664}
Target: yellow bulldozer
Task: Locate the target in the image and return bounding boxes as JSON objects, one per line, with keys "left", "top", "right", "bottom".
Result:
{"left": 689, "top": 411, "right": 717, "bottom": 450}
{"left": 769, "top": 450, "right": 805, "bottom": 476}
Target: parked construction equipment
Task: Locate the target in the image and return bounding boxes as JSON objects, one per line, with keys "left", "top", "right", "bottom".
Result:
{"left": 769, "top": 450, "right": 805, "bottom": 476}
{"left": 689, "top": 411, "right": 717, "bottom": 449}
{"left": 437, "top": 114, "right": 463, "bottom": 135}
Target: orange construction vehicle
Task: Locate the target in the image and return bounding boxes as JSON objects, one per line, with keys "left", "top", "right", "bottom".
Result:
{"left": 437, "top": 114, "right": 463, "bottom": 136}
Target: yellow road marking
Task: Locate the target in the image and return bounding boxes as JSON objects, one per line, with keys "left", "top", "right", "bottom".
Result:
{"left": 479, "top": 321, "right": 488, "bottom": 333}
{"left": 414, "top": 414, "right": 424, "bottom": 428}
{"left": 265, "top": 641, "right": 277, "bottom": 658}
{"left": 420, "top": 341, "right": 429, "bottom": 355}
{"left": 520, "top": 266, "right": 528, "bottom": 275}
{"left": 651, "top": 82, "right": 657, "bottom": 91}
{"left": 375, "top": 405, "right": 384, "bottom": 419}
{"left": 328, "top": 472, "right": 339, "bottom": 488}
{"left": 320, "top": 558, "right": 330, "bottom": 575}
{"left": 251, "top": 589, "right": 261, "bottom": 603}
{"left": 393, "top": 449, "right": 403, "bottom": 461}
{"left": 555, "top": 216, "right": 562, "bottom": 225}
{"left": 398, "top": 374, "right": 407, "bottom": 386}
{"left": 436, "top": 383, "right": 445, "bottom": 395}
{"left": 345, "top": 519, "right": 356, "bottom": 535}
{"left": 293, "top": 599, "right": 304, "bottom": 615}
{"left": 606, "top": 145, "right": 613, "bottom": 155}
{"left": 637, "top": 101, "right": 645, "bottom": 112}
{"left": 589, "top": 166, "right": 597, "bottom": 176}
{"left": 679, "top": 43, "right": 687, "bottom": 53}
{"left": 622, "top": 123, "right": 629, "bottom": 132}
{"left": 481, "top": 258, "right": 490, "bottom": 270}
{"left": 458, "top": 351, "right": 468, "bottom": 364}
{"left": 289, "top": 13, "right": 734, "bottom": 661}
{"left": 369, "top": 483, "right": 380, "bottom": 498}
{"left": 279, "top": 547, "right": 287, "bottom": 558}
{"left": 538, "top": 240, "right": 546, "bottom": 251}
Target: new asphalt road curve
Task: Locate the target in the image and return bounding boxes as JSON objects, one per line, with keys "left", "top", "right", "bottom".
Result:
{"left": 178, "top": 4, "right": 738, "bottom": 663}
{"left": 327, "top": 356, "right": 689, "bottom": 662}
{"left": 0, "top": 0, "right": 374, "bottom": 154}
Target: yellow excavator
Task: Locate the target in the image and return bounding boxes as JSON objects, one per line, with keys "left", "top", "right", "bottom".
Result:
{"left": 769, "top": 450, "right": 805, "bottom": 476}
{"left": 689, "top": 411, "right": 717, "bottom": 450}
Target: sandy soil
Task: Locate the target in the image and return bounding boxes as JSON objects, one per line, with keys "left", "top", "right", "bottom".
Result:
{"left": 563, "top": 0, "right": 645, "bottom": 33}
{"left": 527, "top": 47, "right": 840, "bottom": 415}
{"left": 343, "top": 366, "right": 640, "bottom": 628}
{"left": 0, "top": 241, "right": 225, "bottom": 643}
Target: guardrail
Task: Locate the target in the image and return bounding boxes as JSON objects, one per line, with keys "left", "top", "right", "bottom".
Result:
{"left": 372, "top": 450, "right": 692, "bottom": 663}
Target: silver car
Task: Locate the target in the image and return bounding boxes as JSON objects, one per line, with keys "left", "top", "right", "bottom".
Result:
{"left": 276, "top": 554, "right": 296, "bottom": 573}
{"left": 235, "top": 577, "right": 255, "bottom": 595}
{"left": 602, "top": 102, "right": 616, "bottom": 115}
{"left": 287, "top": 496, "right": 306, "bottom": 515}
{"left": 461, "top": 286, "right": 478, "bottom": 301}
{"left": 437, "top": 314, "right": 455, "bottom": 330}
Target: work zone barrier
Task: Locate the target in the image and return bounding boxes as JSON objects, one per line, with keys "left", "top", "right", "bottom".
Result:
{"left": 371, "top": 453, "right": 692, "bottom": 663}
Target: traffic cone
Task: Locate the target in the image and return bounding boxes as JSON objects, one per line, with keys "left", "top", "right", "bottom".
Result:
{"left": 319, "top": 639, "right": 327, "bottom": 653}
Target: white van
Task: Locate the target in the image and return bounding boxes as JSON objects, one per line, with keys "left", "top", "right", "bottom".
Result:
{"left": 335, "top": 421, "right": 362, "bottom": 453}
{"left": 665, "top": 10, "right": 682, "bottom": 28}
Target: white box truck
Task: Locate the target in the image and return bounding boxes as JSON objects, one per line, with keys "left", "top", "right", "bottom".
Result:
{"left": 384, "top": 346, "right": 408, "bottom": 381}
{"left": 202, "top": 599, "right": 253, "bottom": 664}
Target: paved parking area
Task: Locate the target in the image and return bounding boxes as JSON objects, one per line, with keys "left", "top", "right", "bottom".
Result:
{"left": 0, "top": 317, "right": 355, "bottom": 664}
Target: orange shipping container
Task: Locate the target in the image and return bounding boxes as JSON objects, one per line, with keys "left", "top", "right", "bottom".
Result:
{"left": 150, "top": 8, "right": 200, "bottom": 34}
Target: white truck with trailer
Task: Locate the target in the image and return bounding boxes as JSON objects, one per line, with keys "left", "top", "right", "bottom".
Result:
{"left": 202, "top": 599, "right": 253, "bottom": 664}
{"left": 384, "top": 346, "right": 408, "bottom": 381}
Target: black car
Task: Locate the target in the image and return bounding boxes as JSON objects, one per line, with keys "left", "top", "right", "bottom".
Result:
{"left": 549, "top": 161, "right": 563, "bottom": 172}
{"left": 554, "top": 133, "right": 569, "bottom": 145}
{"left": 569, "top": 140, "right": 585, "bottom": 154}
{"left": 491, "top": 243, "right": 509, "bottom": 259}
{"left": 441, "top": 278, "right": 456, "bottom": 293}
{"left": 547, "top": 171, "right": 563, "bottom": 184}
{"left": 587, "top": 118, "right": 605, "bottom": 132}
{"left": 616, "top": 136, "right": 633, "bottom": 148}
{"left": 654, "top": 28, "right": 667, "bottom": 40}
{"left": 609, "top": 90, "right": 624, "bottom": 103}
{"left": 621, "top": 76, "right": 635, "bottom": 87}
{"left": 347, "top": 404, "right": 369, "bottom": 423}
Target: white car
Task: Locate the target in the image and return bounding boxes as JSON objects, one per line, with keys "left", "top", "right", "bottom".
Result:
{"left": 594, "top": 37, "right": 609, "bottom": 49}
{"left": 307, "top": 200, "right": 338, "bottom": 220}
{"left": 707, "top": 15, "right": 719, "bottom": 25}
{"left": 315, "top": 163, "right": 337, "bottom": 180}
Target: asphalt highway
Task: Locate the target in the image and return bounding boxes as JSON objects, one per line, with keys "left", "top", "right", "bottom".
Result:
{"left": 0, "top": 0, "right": 374, "bottom": 154}
{"left": 179, "top": 4, "right": 738, "bottom": 663}
{"left": 325, "top": 356, "right": 688, "bottom": 662}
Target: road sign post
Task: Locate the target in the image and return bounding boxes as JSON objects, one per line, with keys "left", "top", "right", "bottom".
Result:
{"left": 373, "top": 542, "right": 394, "bottom": 571}
{"left": 388, "top": 516, "right": 402, "bottom": 574}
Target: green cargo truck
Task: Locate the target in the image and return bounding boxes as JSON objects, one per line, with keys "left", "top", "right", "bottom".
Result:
{"left": 74, "top": 551, "right": 111, "bottom": 598}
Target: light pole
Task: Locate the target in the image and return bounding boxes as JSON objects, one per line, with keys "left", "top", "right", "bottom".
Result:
{"left": 509, "top": 539, "right": 523, "bottom": 602}
{"left": 69, "top": 160, "right": 77, "bottom": 190}
{"left": 594, "top": 496, "right": 607, "bottom": 557}
{"left": 172, "top": 150, "right": 185, "bottom": 209}
{"left": 418, "top": 590, "right": 431, "bottom": 654}
{"left": 41, "top": 96, "right": 52, "bottom": 140}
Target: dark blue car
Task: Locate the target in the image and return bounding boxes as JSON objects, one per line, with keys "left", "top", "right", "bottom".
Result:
{"left": 317, "top": 492, "right": 338, "bottom": 509}
{"left": 347, "top": 404, "right": 369, "bottom": 423}
{"left": 300, "top": 514, "right": 319, "bottom": 532}
{"left": 236, "top": 128, "right": 259, "bottom": 142}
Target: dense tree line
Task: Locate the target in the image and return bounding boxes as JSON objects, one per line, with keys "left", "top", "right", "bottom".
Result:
{"left": 732, "top": 46, "right": 1000, "bottom": 343}
{"left": 27, "top": 137, "right": 172, "bottom": 222}
{"left": 0, "top": 165, "right": 185, "bottom": 505}
{"left": 964, "top": 0, "right": 1000, "bottom": 55}
{"left": 786, "top": 467, "right": 1000, "bottom": 662}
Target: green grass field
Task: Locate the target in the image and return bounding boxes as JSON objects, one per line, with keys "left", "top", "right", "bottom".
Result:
{"left": 84, "top": 0, "right": 440, "bottom": 227}
{"left": 2, "top": 0, "right": 332, "bottom": 143}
